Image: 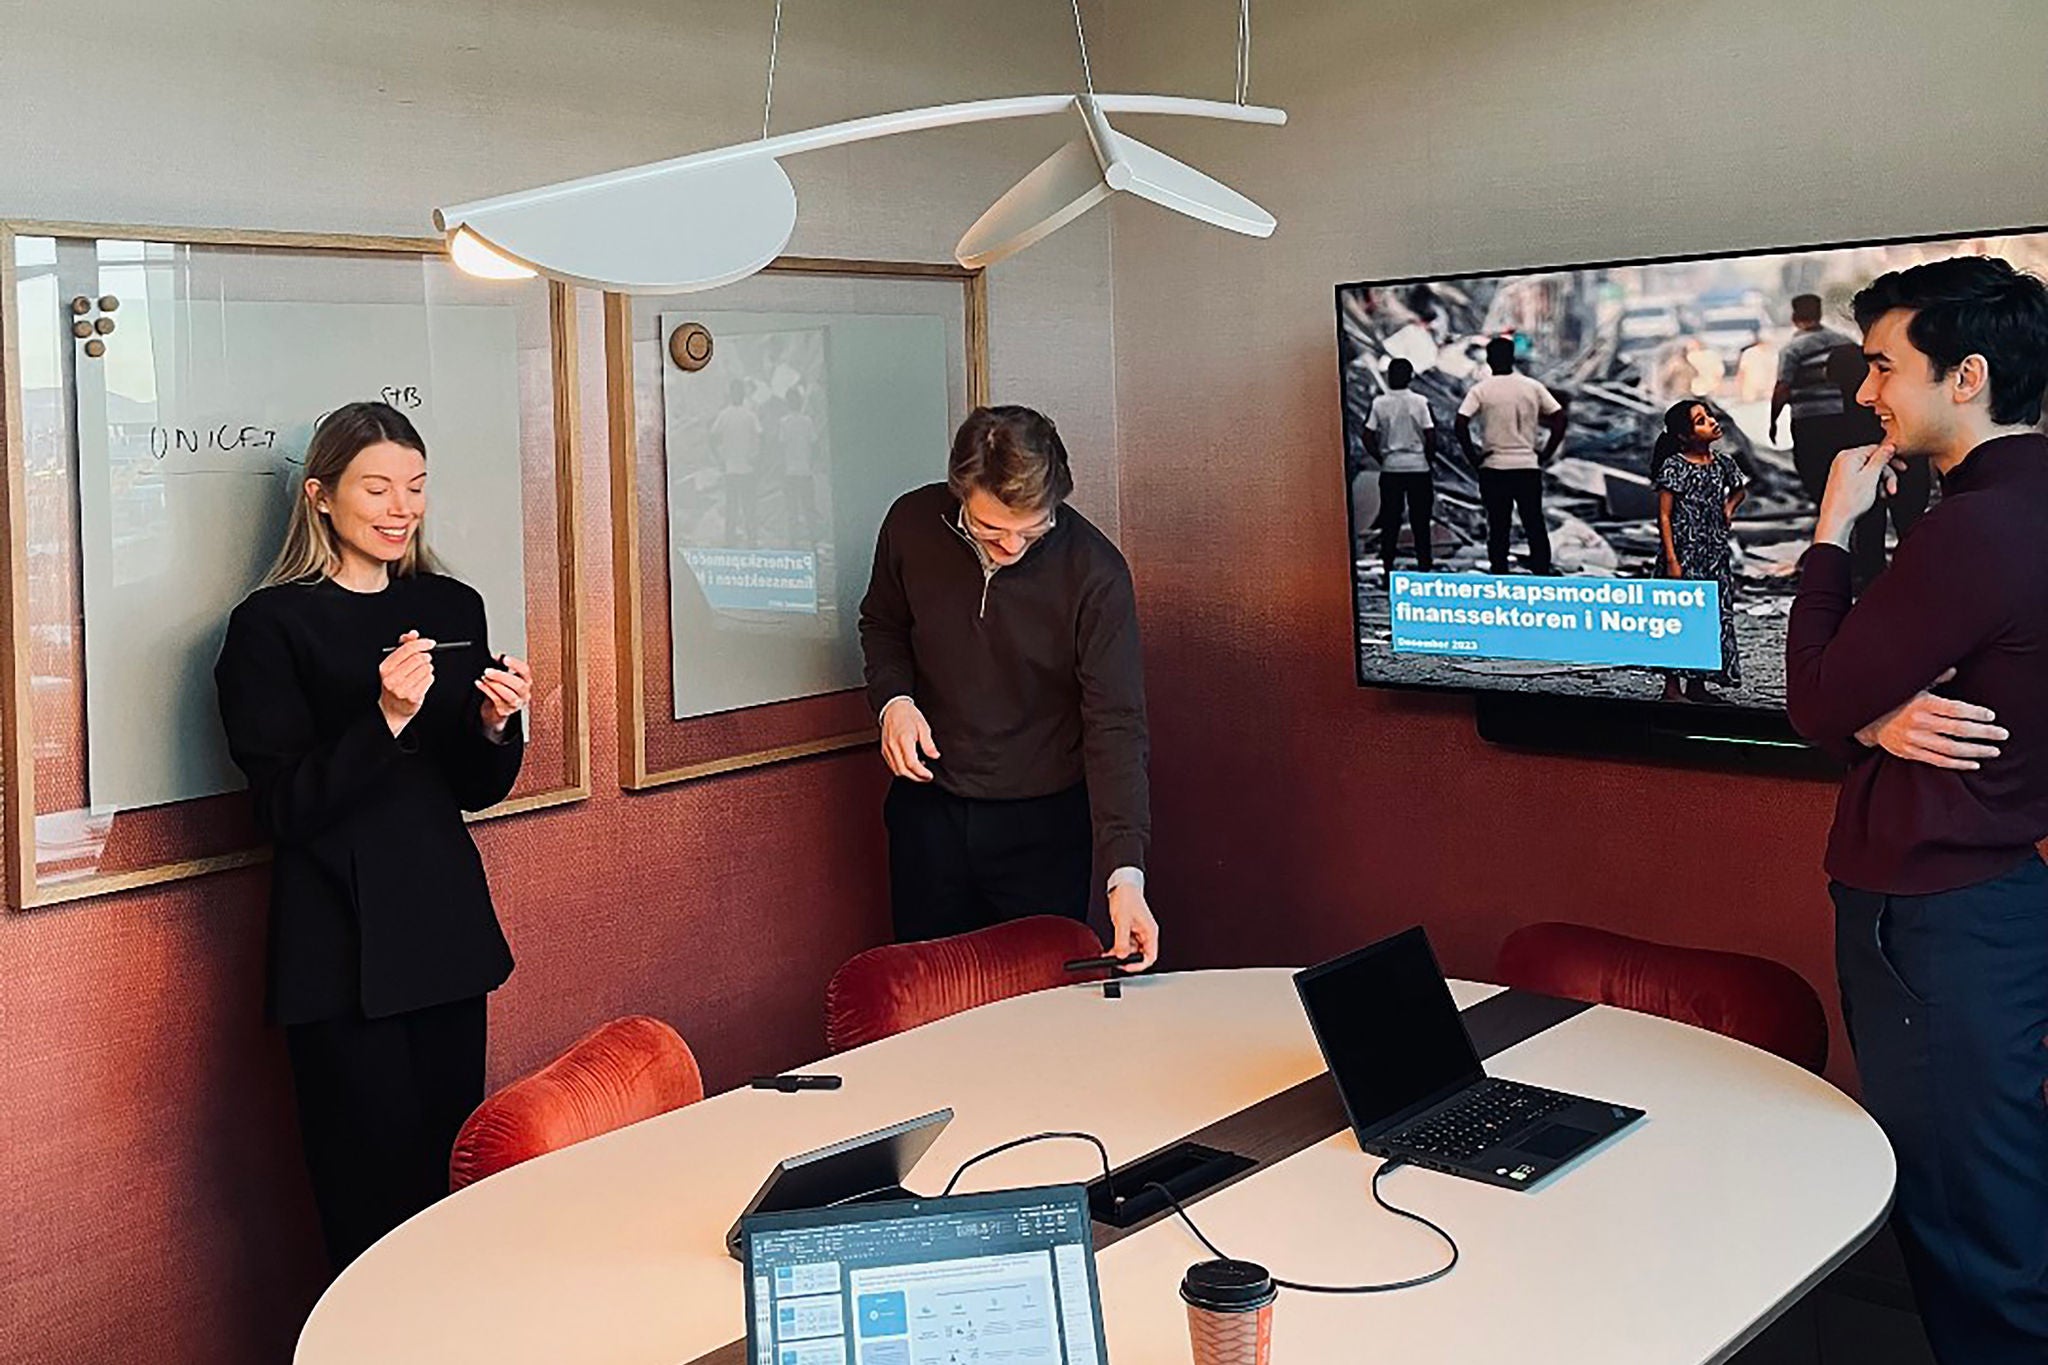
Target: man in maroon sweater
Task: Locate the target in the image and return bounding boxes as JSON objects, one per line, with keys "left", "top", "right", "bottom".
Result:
{"left": 1786, "top": 254, "right": 2048, "bottom": 1364}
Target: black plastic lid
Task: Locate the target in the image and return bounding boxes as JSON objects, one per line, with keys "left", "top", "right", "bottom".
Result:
{"left": 1179, "top": 1258, "right": 1277, "bottom": 1311}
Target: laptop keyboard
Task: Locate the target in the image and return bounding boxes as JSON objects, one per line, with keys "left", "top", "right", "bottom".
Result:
{"left": 1391, "top": 1079, "right": 1574, "bottom": 1161}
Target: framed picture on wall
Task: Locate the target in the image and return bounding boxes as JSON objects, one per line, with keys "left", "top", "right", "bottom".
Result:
{"left": 604, "top": 257, "right": 987, "bottom": 788}
{"left": 0, "top": 221, "right": 589, "bottom": 908}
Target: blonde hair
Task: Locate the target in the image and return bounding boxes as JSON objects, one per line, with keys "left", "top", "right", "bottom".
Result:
{"left": 264, "top": 401, "right": 442, "bottom": 586}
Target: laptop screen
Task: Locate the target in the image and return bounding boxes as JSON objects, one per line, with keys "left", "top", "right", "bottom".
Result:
{"left": 742, "top": 1184, "right": 1108, "bottom": 1365}
{"left": 1294, "top": 925, "right": 1486, "bottom": 1138}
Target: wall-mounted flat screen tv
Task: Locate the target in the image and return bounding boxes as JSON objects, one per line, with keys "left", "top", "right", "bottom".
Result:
{"left": 1336, "top": 226, "right": 2048, "bottom": 727}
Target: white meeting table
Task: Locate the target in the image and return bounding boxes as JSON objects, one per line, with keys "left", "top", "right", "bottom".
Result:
{"left": 296, "top": 968, "right": 1894, "bottom": 1364}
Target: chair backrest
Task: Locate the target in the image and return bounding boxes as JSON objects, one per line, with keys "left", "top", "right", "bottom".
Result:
{"left": 1496, "top": 921, "right": 1829, "bottom": 1073}
{"left": 448, "top": 1014, "right": 704, "bottom": 1191}
{"left": 825, "top": 915, "right": 1106, "bottom": 1053}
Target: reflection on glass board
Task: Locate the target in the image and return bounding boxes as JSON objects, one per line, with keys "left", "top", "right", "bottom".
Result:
{"left": 664, "top": 322, "right": 832, "bottom": 614}
{"left": 658, "top": 309, "right": 957, "bottom": 720}
{"left": 26, "top": 236, "right": 532, "bottom": 813}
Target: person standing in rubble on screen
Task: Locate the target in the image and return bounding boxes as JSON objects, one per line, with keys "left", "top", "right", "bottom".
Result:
{"left": 1654, "top": 399, "right": 1748, "bottom": 702}
{"left": 1456, "top": 336, "right": 1567, "bottom": 574}
{"left": 1362, "top": 358, "right": 1437, "bottom": 573}
{"left": 1771, "top": 292, "right": 1855, "bottom": 500}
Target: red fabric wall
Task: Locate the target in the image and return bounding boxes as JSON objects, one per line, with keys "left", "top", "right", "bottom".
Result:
{"left": 1112, "top": 351, "right": 1856, "bottom": 1102}
{"left": 0, "top": 341, "right": 893, "bottom": 1365}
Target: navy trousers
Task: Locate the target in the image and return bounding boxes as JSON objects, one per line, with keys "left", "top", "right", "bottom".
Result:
{"left": 1832, "top": 855, "right": 2048, "bottom": 1363}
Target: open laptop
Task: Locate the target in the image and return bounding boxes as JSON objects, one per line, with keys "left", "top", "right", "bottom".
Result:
{"left": 726, "top": 1109, "right": 953, "bottom": 1261}
{"left": 1295, "top": 926, "right": 1643, "bottom": 1190}
{"left": 741, "top": 1184, "right": 1109, "bottom": 1365}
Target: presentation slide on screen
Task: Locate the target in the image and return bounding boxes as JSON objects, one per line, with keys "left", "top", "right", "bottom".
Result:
{"left": 775, "top": 1340, "right": 849, "bottom": 1365}
{"left": 775, "top": 1293, "right": 848, "bottom": 1343}
{"left": 1387, "top": 572, "right": 1720, "bottom": 671}
{"left": 773, "top": 1261, "right": 845, "bottom": 1298}
{"left": 847, "top": 1253, "right": 1064, "bottom": 1364}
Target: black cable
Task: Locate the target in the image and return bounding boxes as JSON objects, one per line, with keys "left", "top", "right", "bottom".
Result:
{"left": 937, "top": 1131, "right": 1116, "bottom": 1199}
{"left": 935, "top": 1130, "right": 1457, "bottom": 1295}
{"left": 1145, "top": 1157, "right": 1459, "bottom": 1294}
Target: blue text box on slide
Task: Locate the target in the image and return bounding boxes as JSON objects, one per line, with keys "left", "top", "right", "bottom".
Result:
{"left": 1387, "top": 572, "right": 1721, "bottom": 671}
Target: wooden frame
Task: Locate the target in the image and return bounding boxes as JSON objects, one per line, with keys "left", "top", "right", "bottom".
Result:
{"left": 0, "top": 221, "right": 588, "bottom": 908}
{"left": 607, "top": 257, "right": 987, "bottom": 790}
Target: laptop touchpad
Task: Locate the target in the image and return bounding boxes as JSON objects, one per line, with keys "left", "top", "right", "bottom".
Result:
{"left": 1516, "top": 1123, "right": 1597, "bottom": 1160}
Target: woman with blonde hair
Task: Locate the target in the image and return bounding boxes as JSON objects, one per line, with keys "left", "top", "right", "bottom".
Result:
{"left": 214, "top": 400, "right": 532, "bottom": 1272}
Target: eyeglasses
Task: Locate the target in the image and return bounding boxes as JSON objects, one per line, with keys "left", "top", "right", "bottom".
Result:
{"left": 961, "top": 505, "right": 1056, "bottom": 547}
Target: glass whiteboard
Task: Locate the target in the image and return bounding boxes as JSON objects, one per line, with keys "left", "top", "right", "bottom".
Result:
{"left": 4, "top": 226, "right": 580, "bottom": 906}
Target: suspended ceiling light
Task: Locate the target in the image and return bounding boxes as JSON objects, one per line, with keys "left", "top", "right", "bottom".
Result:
{"left": 437, "top": 2, "right": 1283, "bottom": 292}
{"left": 956, "top": 94, "right": 1276, "bottom": 269}
{"left": 445, "top": 226, "right": 538, "bottom": 281}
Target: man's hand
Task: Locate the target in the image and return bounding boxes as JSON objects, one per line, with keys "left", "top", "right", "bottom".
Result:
{"left": 1855, "top": 669, "right": 2006, "bottom": 770}
{"left": 880, "top": 699, "right": 940, "bottom": 781}
{"left": 1815, "top": 441, "right": 1901, "bottom": 547}
{"left": 1108, "top": 883, "right": 1160, "bottom": 972}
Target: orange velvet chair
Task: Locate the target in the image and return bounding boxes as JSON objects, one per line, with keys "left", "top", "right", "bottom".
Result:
{"left": 448, "top": 1015, "right": 704, "bottom": 1191}
{"left": 825, "top": 916, "right": 1106, "bottom": 1053}
{"left": 1495, "top": 921, "right": 1829, "bottom": 1073}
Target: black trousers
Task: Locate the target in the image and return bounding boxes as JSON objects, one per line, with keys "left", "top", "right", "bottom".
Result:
{"left": 884, "top": 779, "right": 1093, "bottom": 943}
{"left": 1478, "top": 468, "right": 1549, "bottom": 574}
{"left": 285, "top": 995, "right": 487, "bottom": 1272}
{"left": 1376, "top": 470, "right": 1436, "bottom": 570}
{"left": 1831, "top": 856, "right": 2048, "bottom": 1364}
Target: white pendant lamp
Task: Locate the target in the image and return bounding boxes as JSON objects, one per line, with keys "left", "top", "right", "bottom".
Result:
{"left": 435, "top": 2, "right": 1283, "bottom": 293}
{"left": 956, "top": 94, "right": 1277, "bottom": 269}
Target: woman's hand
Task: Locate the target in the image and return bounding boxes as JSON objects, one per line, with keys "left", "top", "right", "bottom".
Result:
{"left": 477, "top": 654, "right": 534, "bottom": 739}
{"left": 380, "top": 631, "right": 436, "bottom": 737}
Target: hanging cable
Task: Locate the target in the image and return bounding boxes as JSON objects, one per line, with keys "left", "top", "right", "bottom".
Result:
{"left": 762, "top": 0, "right": 785, "bottom": 140}
{"left": 1234, "top": 0, "right": 1252, "bottom": 105}
{"left": 1069, "top": 0, "right": 1097, "bottom": 96}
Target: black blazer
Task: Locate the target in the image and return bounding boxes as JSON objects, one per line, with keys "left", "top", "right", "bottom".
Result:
{"left": 215, "top": 573, "right": 522, "bottom": 1024}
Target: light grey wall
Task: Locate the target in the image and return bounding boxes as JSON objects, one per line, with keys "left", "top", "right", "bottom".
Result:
{"left": 0, "top": 0, "right": 1123, "bottom": 525}
{"left": 1095, "top": 0, "right": 2048, "bottom": 558}
{"left": 1083, "top": 0, "right": 2048, "bottom": 1031}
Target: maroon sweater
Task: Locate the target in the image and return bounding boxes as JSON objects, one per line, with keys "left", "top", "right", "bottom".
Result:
{"left": 1786, "top": 433, "right": 2048, "bottom": 894}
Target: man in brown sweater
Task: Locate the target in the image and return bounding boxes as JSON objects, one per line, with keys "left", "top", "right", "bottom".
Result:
{"left": 859, "top": 406, "right": 1158, "bottom": 969}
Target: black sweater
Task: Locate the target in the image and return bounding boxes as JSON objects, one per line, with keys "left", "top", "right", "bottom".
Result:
{"left": 858, "top": 484, "right": 1150, "bottom": 874}
{"left": 214, "top": 573, "right": 522, "bottom": 1023}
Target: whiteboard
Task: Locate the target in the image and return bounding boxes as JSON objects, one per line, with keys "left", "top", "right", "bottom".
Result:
{"left": 69, "top": 245, "right": 528, "bottom": 812}
{"left": 658, "top": 308, "right": 954, "bottom": 719}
